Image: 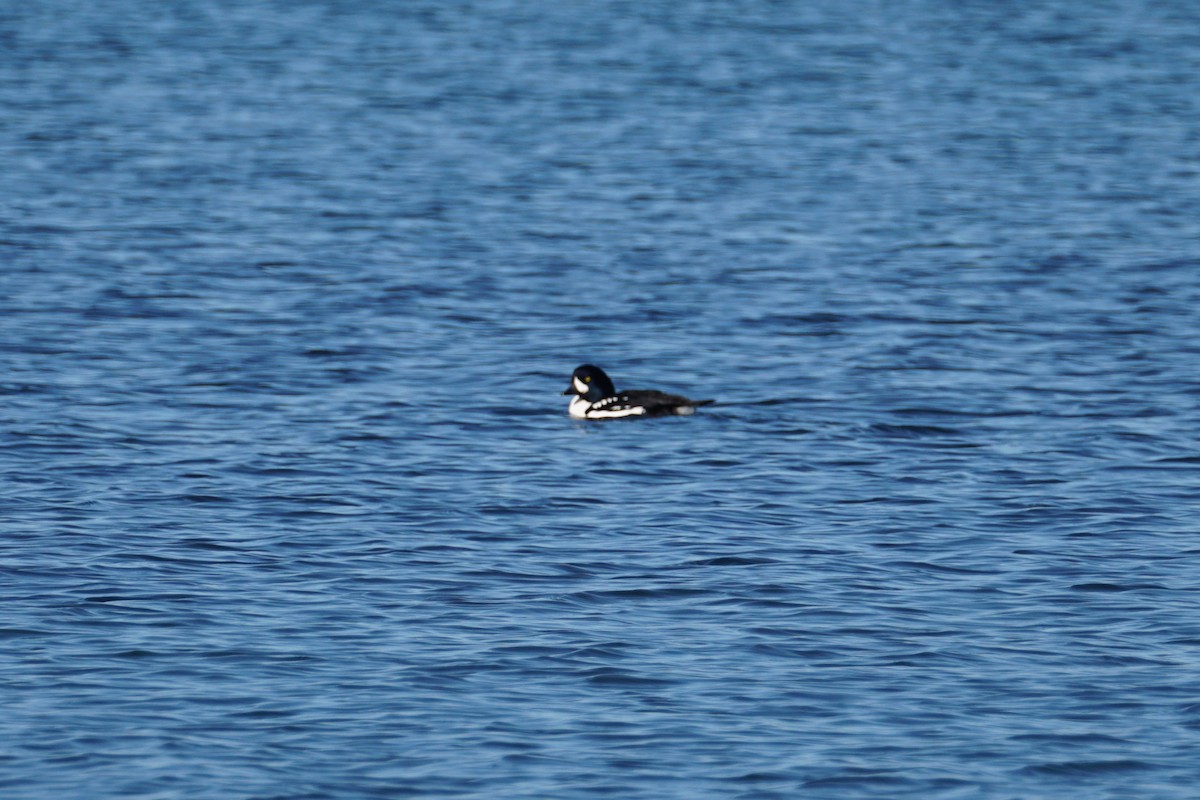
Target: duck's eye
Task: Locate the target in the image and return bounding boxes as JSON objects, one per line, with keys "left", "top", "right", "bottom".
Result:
{"left": 583, "top": 376, "right": 591, "bottom": 382}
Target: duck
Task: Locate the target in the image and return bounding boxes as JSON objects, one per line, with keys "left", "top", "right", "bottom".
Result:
{"left": 562, "top": 364, "right": 713, "bottom": 419}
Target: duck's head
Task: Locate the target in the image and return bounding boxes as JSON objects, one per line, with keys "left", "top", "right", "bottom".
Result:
{"left": 563, "top": 364, "right": 615, "bottom": 402}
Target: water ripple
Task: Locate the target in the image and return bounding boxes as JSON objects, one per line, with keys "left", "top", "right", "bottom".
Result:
{"left": 4, "top": 1, "right": 1200, "bottom": 798}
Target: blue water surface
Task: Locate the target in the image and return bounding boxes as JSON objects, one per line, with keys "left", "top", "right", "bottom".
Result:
{"left": 4, "top": 1, "right": 1200, "bottom": 798}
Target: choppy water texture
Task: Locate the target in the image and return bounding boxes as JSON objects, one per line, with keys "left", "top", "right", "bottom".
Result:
{"left": 4, "top": 1, "right": 1200, "bottom": 798}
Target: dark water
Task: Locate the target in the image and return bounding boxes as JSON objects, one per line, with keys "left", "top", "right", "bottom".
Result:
{"left": 4, "top": 1, "right": 1200, "bottom": 797}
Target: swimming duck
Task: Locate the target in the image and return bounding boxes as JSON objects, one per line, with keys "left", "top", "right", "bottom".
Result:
{"left": 562, "top": 364, "right": 713, "bottom": 419}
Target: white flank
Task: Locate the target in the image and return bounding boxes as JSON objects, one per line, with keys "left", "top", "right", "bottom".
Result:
{"left": 586, "top": 405, "right": 646, "bottom": 419}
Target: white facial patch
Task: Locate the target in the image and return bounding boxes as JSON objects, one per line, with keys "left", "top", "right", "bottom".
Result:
{"left": 573, "top": 376, "right": 589, "bottom": 394}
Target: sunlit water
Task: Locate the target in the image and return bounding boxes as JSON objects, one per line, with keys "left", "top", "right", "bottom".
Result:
{"left": 4, "top": 1, "right": 1200, "bottom": 798}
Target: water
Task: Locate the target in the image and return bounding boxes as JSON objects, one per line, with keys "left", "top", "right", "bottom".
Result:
{"left": 4, "top": 1, "right": 1200, "bottom": 797}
